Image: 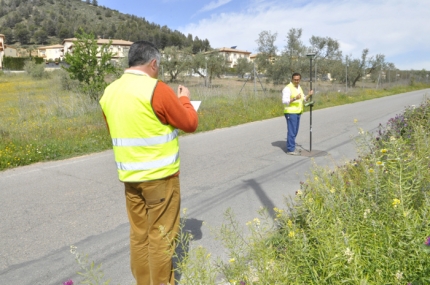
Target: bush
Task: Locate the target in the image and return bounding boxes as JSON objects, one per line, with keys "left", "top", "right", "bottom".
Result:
{"left": 58, "top": 69, "right": 80, "bottom": 90}
{"left": 24, "top": 61, "right": 48, "bottom": 79}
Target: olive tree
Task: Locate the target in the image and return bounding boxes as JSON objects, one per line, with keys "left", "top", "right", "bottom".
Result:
{"left": 161, "top": 46, "right": 192, "bottom": 82}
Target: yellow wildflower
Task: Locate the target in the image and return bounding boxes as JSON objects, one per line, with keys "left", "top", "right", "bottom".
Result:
{"left": 229, "top": 258, "right": 235, "bottom": 263}
{"left": 392, "top": 199, "right": 401, "bottom": 208}
{"left": 330, "top": 187, "right": 336, "bottom": 193}
{"left": 368, "top": 168, "right": 374, "bottom": 173}
{"left": 288, "top": 231, "right": 295, "bottom": 238}
{"left": 380, "top": 149, "right": 388, "bottom": 153}
{"left": 353, "top": 118, "right": 358, "bottom": 123}
{"left": 287, "top": 219, "right": 293, "bottom": 228}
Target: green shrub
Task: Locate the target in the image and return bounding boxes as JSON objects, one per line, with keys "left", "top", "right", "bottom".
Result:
{"left": 24, "top": 61, "right": 48, "bottom": 79}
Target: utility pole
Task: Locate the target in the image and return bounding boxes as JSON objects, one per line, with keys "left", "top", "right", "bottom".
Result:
{"left": 253, "top": 61, "right": 256, "bottom": 95}
{"left": 345, "top": 56, "right": 348, "bottom": 92}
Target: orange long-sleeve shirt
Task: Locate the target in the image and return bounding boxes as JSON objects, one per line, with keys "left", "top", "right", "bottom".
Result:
{"left": 151, "top": 81, "right": 198, "bottom": 132}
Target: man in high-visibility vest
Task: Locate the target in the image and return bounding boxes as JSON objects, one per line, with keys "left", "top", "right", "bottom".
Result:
{"left": 100, "top": 41, "right": 198, "bottom": 285}
{"left": 282, "top": 72, "right": 313, "bottom": 155}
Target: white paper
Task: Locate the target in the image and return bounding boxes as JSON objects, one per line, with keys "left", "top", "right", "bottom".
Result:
{"left": 190, "top": 101, "right": 201, "bottom": 111}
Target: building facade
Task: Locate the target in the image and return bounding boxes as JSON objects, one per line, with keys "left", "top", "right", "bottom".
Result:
{"left": 62, "top": 38, "right": 133, "bottom": 61}
{"left": 4, "top": 46, "right": 17, "bottom": 57}
{"left": 217, "top": 47, "right": 251, "bottom": 68}
{"left": 37, "top": 44, "right": 64, "bottom": 62}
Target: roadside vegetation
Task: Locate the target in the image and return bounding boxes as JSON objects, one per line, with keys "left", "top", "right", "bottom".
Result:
{"left": 0, "top": 70, "right": 429, "bottom": 171}
{"left": 174, "top": 98, "right": 430, "bottom": 284}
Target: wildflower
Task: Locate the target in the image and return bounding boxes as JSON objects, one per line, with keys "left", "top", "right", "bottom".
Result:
{"left": 70, "top": 245, "right": 77, "bottom": 255}
{"left": 240, "top": 281, "right": 246, "bottom": 285}
{"left": 424, "top": 236, "right": 430, "bottom": 246}
{"left": 253, "top": 218, "right": 260, "bottom": 226}
{"left": 358, "top": 128, "right": 364, "bottom": 135}
{"left": 344, "top": 247, "right": 354, "bottom": 264}
{"left": 354, "top": 118, "right": 358, "bottom": 123}
{"left": 368, "top": 168, "right": 374, "bottom": 173}
{"left": 288, "top": 231, "right": 295, "bottom": 238}
{"left": 376, "top": 161, "right": 383, "bottom": 166}
{"left": 246, "top": 221, "right": 252, "bottom": 226}
{"left": 395, "top": 271, "right": 403, "bottom": 280}
{"left": 229, "top": 258, "right": 235, "bottom": 263}
{"left": 287, "top": 219, "right": 293, "bottom": 228}
{"left": 363, "top": 209, "right": 370, "bottom": 219}
{"left": 182, "top": 208, "right": 188, "bottom": 215}
{"left": 330, "top": 187, "right": 336, "bottom": 193}
{"left": 392, "top": 199, "right": 401, "bottom": 208}
{"left": 381, "top": 149, "right": 388, "bottom": 153}
{"left": 295, "top": 189, "right": 303, "bottom": 196}
{"left": 63, "top": 280, "right": 74, "bottom": 285}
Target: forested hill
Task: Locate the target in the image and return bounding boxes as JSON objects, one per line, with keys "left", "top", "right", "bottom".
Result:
{"left": 0, "top": 0, "right": 211, "bottom": 52}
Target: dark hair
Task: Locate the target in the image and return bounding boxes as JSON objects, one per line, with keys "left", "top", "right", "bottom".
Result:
{"left": 128, "top": 41, "right": 161, "bottom": 67}
{"left": 292, "top": 72, "right": 301, "bottom": 79}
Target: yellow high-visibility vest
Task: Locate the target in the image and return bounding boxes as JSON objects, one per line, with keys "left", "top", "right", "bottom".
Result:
{"left": 284, "top": 82, "right": 305, "bottom": 114}
{"left": 100, "top": 73, "right": 180, "bottom": 182}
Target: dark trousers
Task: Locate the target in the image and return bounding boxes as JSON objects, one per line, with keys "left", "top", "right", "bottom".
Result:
{"left": 285, "top": 113, "right": 301, "bottom": 152}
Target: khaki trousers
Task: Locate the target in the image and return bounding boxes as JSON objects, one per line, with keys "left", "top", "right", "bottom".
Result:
{"left": 125, "top": 176, "right": 180, "bottom": 285}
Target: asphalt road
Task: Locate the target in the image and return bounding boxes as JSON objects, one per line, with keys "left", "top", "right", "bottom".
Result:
{"left": 1, "top": 89, "right": 428, "bottom": 285}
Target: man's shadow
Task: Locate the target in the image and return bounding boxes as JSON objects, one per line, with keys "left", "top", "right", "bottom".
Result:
{"left": 173, "top": 218, "right": 204, "bottom": 281}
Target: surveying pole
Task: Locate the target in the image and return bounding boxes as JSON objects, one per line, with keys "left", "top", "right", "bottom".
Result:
{"left": 306, "top": 52, "right": 316, "bottom": 152}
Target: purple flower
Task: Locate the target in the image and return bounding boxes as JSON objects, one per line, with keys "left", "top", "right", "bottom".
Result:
{"left": 63, "top": 280, "right": 73, "bottom": 285}
{"left": 425, "top": 236, "right": 430, "bottom": 246}
{"left": 240, "top": 281, "right": 246, "bottom": 285}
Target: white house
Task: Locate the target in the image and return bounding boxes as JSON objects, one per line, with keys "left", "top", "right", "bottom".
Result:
{"left": 62, "top": 38, "right": 133, "bottom": 61}
{"left": 0, "top": 34, "right": 5, "bottom": 69}
{"left": 37, "top": 44, "right": 64, "bottom": 61}
{"left": 216, "top": 47, "right": 252, "bottom": 68}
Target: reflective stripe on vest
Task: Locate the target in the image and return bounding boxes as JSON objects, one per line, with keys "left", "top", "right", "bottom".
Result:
{"left": 112, "top": 129, "right": 179, "bottom": 147}
{"left": 100, "top": 73, "right": 180, "bottom": 182}
{"left": 284, "top": 82, "right": 304, "bottom": 114}
{"left": 117, "top": 152, "right": 179, "bottom": 171}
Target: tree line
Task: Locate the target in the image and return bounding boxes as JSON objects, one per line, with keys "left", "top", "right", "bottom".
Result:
{"left": 159, "top": 28, "right": 402, "bottom": 88}
{"left": 254, "top": 29, "right": 393, "bottom": 87}
{"left": 0, "top": 0, "right": 211, "bottom": 52}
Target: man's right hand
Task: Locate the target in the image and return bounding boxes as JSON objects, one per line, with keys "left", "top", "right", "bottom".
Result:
{"left": 177, "top": 85, "right": 190, "bottom": 99}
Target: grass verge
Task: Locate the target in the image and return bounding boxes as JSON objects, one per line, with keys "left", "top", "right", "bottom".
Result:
{"left": 0, "top": 72, "right": 429, "bottom": 171}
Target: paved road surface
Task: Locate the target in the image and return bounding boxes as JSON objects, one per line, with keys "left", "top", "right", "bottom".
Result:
{"left": 1, "top": 89, "right": 428, "bottom": 285}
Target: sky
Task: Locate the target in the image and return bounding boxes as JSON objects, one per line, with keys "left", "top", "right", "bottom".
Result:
{"left": 97, "top": 0, "right": 430, "bottom": 71}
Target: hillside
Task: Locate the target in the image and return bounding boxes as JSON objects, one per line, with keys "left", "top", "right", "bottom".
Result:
{"left": 0, "top": 0, "right": 210, "bottom": 53}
